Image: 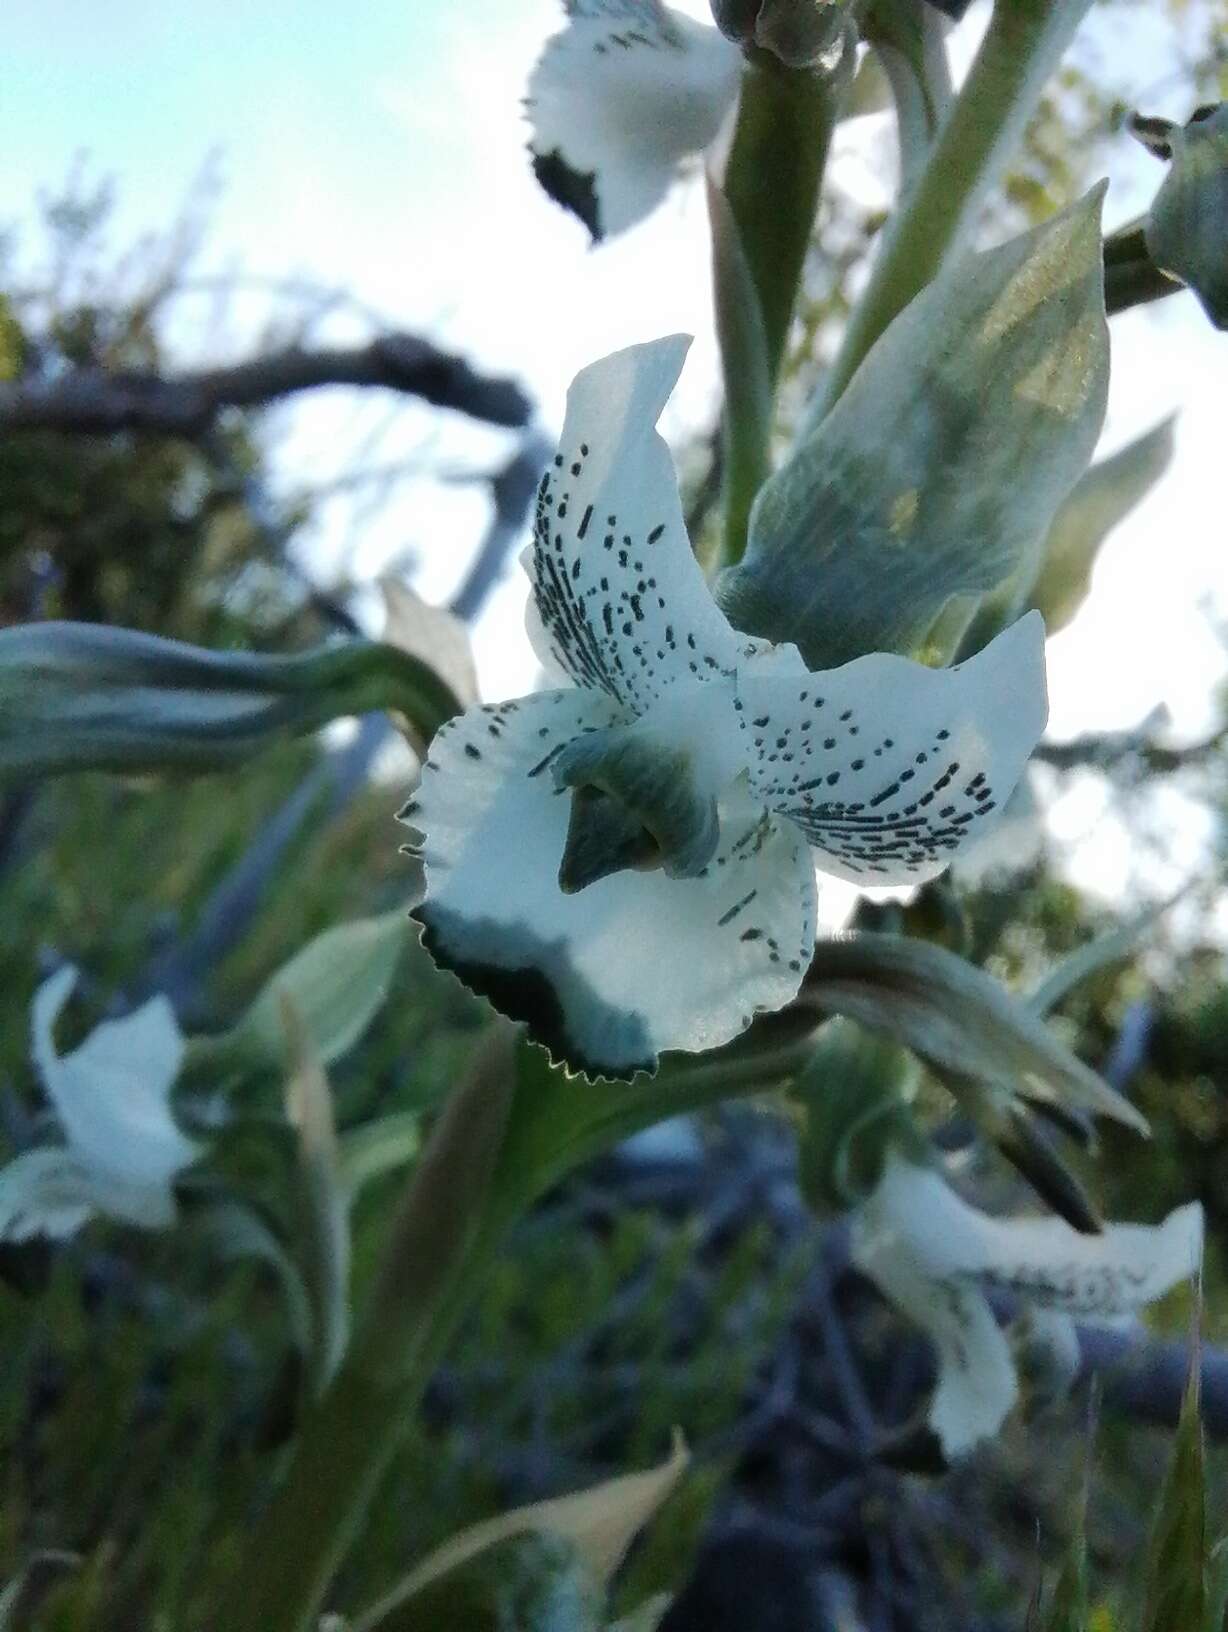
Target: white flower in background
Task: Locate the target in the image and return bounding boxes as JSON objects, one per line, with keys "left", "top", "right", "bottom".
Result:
{"left": 0, "top": 967, "right": 200, "bottom": 1242}
{"left": 403, "top": 337, "right": 1047, "bottom": 1077}
{"left": 851, "top": 1153, "right": 1204, "bottom": 1458}
{"left": 526, "top": 0, "right": 742, "bottom": 241}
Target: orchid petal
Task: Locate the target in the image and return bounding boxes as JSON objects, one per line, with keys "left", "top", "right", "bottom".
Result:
{"left": 866, "top": 1156, "right": 1203, "bottom": 1317}
{"left": 732, "top": 613, "right": 1047, "bottom": 884}
{"left": 525, "top": 337, "right": 751, "bottom": 715}
{"left": 31, "top": 967, "right": 199, "bottom": 1226}
{"left": 851, "top": 1196, "right": 1018, "bottom": 1457}
{"left": 407, "top": 690, "right": 817, "bottom": 1076}
{"left": 526, "top": 1, "right": 741, "bottom": 240}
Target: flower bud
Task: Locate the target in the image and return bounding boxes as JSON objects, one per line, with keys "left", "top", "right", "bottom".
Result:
{"left": 1133, "top": 103, "right": 1228, "bottom": 329}
{"left": 710, "top": 0, "right": 852, "bottom": 70}
{"left": 0, "top": 621, "right": 459, "bottom": 780}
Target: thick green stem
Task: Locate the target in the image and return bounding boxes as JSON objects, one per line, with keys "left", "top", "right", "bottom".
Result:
{"left": 723, "top": 54, "right": 840, "bottom": 391}
{"left": 715, "top": 53, "right": 844, "bottom": 566}
{"left": 806, "top": 0, "right": 1095, "bottom": 430}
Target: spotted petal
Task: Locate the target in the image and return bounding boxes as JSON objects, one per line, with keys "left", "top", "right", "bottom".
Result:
{"left": 878, "top": 1160, "right": 1205, "bottom": 1318}
{"left": 406, "top": 689, "right": 817, "bottom": 1076}
{"left": 526, "top": 1, "right": 741, "bottom": 240}
{"left": 32, "top": 967, "right": 199, "bottom": 1226}
{"left": 732, "top": 612, "right": 1047, "bottom": 884}
{"left": 527, "top": 337, "right": 752, "bottom": 716}
{"left": 852, "top": 1155, "right": 1204, "bottom": 1455}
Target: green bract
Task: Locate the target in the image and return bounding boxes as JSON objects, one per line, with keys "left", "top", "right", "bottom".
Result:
{"left": 717, "top": 187, "right": 1110, "bottom": 669}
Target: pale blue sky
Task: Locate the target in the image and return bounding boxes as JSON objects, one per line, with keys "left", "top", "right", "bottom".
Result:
{"left": 4, "top": 1, "right": 1226, "bottom": 903}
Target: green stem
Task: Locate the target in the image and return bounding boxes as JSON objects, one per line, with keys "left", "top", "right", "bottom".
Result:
{"left": 805, "top": 0, "right": 1096, "bottom": 430}
{"left": 716, "top": 52, "right": 845, "bottom": 566}
{"left": 864, "top": 0, "right": 954, "bottom": 193}
{"left": 212, "top": 1022, "right": 820, "bottom": 1632}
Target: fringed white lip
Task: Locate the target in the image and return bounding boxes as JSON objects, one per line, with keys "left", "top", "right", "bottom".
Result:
{"left": 0, "top": 967, "right": 200, "bottom": 1241}
{"left": 407, "top": 338, "right": 1049, "bottom": 1078}
{"left": 525, "top": 1, "right": 742, "bottom": 240}
{"left": 852, "top": 1154, "right": 1204, "bottom": 1456}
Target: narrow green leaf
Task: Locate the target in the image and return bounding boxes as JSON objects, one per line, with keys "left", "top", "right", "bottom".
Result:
{"left": 0, "top": 1554, "right": 80, "bottom": 1630}
{"left": 608, "top": 1596, "right": 674, "bottom": 1632}
{"left": 1044, "top": 1517, "right": 1090, "bottom": 1632}
{"left": 1028, "top": 890, "right": 1185, "bottom": 1018}
{"left": 282, "top": 997, "right": 351, "bottom": 1394}
{"left": 1030, "top": 417, "right": 1176, "bottom": 635}
{"left": 191, "top": 912, "right": 409, "bottom": 1077}
{"left": 1141, "top": 1333, "right": 1207, "bottom": 1632}
{"left": 190, "top": 1198, "right": 315, "bottom": 1357}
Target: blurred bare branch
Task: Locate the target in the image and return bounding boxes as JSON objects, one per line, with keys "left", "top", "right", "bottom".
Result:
{"left": 0, "top": 334, "right": 532, "bottom": 437}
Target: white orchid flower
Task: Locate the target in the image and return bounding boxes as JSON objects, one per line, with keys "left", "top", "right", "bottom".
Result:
{"left": 526, "top": 1, "right": 742, "bottom": 241}
{"left": 851, "top": 1152, "right": 1204, "bottom": 1458}
{"left": 403, "top": 337, "right": 1047, "bottom": 1078}
{"left": 0, "top": 967, "right": 200, "bottom": 1242}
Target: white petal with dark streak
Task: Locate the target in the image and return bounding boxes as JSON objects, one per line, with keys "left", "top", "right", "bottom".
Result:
{"left": 867, "top": 1157, "right": 1203, "bottom": 1318}
{"left": 733, "top": 613, "right": 1048, "bottom": 884}
{"left": 526, "top": 0, "right": 741, "bottom": 239}
{"left": 526, "top": 337, "right": 752, "bottom": 716}
{"left": 406, "top": 689, "right": 817, "bottom": 1076}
